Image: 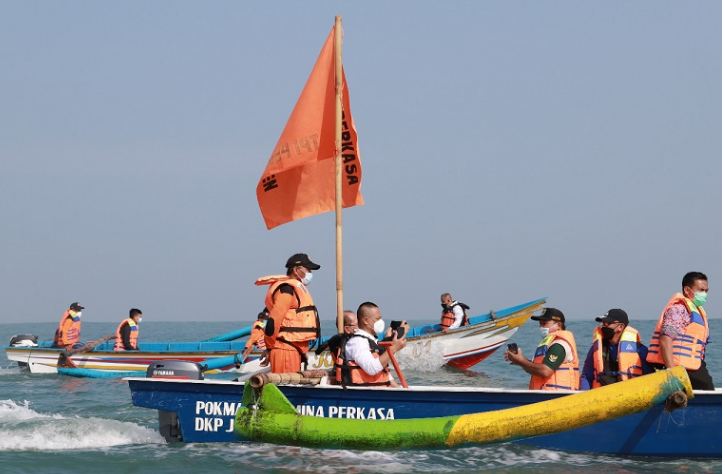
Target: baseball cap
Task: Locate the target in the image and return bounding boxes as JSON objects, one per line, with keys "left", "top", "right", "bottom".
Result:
{"left": 531, "top": 307, "right": 565, "bottom": 323}
{"left": 285, "top": 253, "right": 321, "bottom": 270}
{"left": 69, "top": 302, "right": 84, "bottom": 311}
{"left": 595, "top": 308, "right": 629, "bottom": 325}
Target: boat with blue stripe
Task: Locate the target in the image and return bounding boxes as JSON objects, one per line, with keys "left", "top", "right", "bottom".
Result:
{"left": 127, "top": 374, "right": 721, "bottom": 457}
{"left": 6, "top": 298, "right": 545, "bottom": 376}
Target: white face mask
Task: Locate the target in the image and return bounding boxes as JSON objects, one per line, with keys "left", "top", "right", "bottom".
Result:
{"left": 539, "top": 326, "right": 551, "bottom": 338}
{"left": 138, "top": 317, "right": 143, "bottom": 323}
{"left": 301, "top": 271, "right": 313, "bottom": 286}
{"left": 373, "top": 319, "right": 386, "bottom": 334}
{"left": 75, "top": 311, "right": 82, "bottom": 319}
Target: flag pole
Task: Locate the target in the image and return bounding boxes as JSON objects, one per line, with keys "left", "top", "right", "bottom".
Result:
{"left": 334, "top": 16, "right": 344, "bottom": 334}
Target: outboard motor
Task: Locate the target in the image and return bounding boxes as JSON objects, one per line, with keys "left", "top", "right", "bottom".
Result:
{"left": 9, "top": 334, "right": 38, "bottom": 347}
{"left": 146, "top": 360, "right": 204, "bottom": 380}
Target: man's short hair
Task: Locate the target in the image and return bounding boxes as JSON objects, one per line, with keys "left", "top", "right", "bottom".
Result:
{"left": 440, "top": 292, "right": 452, "bottom": 300}
{"left": 682, "top": 272, "right": 708, "bottom": 290}
{"left": 129, "top": 308, "right": 143, "bottom": 318}
{"left": 357, "top": 301, "right": 379, "bottom": 321}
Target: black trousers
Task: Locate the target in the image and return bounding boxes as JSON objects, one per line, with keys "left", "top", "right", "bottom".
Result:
{"left": 651, "top": 361, "right": 715, "bottom": 390}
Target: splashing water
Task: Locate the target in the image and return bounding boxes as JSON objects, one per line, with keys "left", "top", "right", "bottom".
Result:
{"left": 395, "top": 338, "right": 447, "bottom": 372}
{"left": 0, "top": 400, "right": 165, "bottom": 451}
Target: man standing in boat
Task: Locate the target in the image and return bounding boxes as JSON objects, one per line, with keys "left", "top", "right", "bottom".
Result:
{"left": 579, "top": 309, "right": 652, "bottom": 389}
{"left": 114, "top": 308, "right": 143, "bottom": 351}
{"left": 52, "top": 302, "right": 84, "bottom": 349}
{"left": 257, "top": 253, "right": 321, "bottom": 373}
{"left": 440, "top": 293, "right": 469, "bottom": 331}
{"left": 504, "top": 307, "right": 580, "bottom": 390}
{"left": 646, "top": 271, "right": 714, "bottom": 390}
{"left": 335, "top": 302, "right": 406, "bottom": 387}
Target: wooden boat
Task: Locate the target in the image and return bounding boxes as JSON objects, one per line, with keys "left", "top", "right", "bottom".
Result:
{"left": 126, "top": 367, "right": 722, "bottom": 457}
{"left": 5, "top": 298, "right": 543, "bottom": 376}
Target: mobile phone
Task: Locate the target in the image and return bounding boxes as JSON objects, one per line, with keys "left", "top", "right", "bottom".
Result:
{"left": 390, "top": 320, "right": 402, "bottom": 330}
{"left": 507, "top": 343, "right": 518, "bottom": 353}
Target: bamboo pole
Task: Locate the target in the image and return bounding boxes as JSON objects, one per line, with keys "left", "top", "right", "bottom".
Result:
{"left": 334, "top": 16, "right": 344, "bottom": 334}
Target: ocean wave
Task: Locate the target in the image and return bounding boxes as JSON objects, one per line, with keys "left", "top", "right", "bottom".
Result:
{"left": 0, "top": 366, "right": 22, "bottom": 376}
{"left": 0, "top": 400, "right": 165, "bottom": 451}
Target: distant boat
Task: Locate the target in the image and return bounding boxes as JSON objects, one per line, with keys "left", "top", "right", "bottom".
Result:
{"left": 5, "top": 298, "right": 542, "bottom": 376}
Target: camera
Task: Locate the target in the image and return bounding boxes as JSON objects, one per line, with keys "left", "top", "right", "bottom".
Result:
{"left": 507, "top": 343, "right": 518, "bottom": 353}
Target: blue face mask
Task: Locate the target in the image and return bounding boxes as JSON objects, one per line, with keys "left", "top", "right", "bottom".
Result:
{"left": 693, "top": 291, "right": 708, "bottom": 307}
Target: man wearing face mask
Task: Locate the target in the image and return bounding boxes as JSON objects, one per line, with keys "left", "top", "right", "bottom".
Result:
{"left": 647, "top": 271, "right": 714, "bottom": 390}
{"left": 114, "top": 308, "right": 143, "bottom": 351}
{"left": 579, "top": 309, "right": 651, "bottom": 390}
{"left": 505, "top": 307, "right": 580, "bottom": 390}
{"left": 440, "top": 293, "right": 470, "bottom": 331}
{"left": 256, "top": 253, "right": 321, "bottom": 374}
{"left": 53, "top": 302, "right": 84, "bottom": 349}
{"left": 335, "top": 301, "right": 406, "bottom": 387}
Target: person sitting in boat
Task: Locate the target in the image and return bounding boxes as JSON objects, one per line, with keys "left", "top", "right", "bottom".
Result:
{"left": 646, "top": 271, "right": 714, "bottom": 391}
{"left": 579, "top": 309, "right": 652, "bottom": 390}
{"left": 52, "top": 302, "right": 84, "bottom": 349}
{"left": 240, "top": 309, "right": 269, "bottom": 364}
{"left": 257, "top": 253, "right": 322, "bottom": 374}
{"left": 114, "top": 308, "right": 143, "bottom": 351}
{"left": 440, "top": 293, "right": 470, "bottom": 331}
{"left": 315, "top": 310, "right": 357, "bottom": 358}
{"left": 334, "top": 302, "right": 406, "bottom": 387}
{"left": 504, "top": 307, "right": 580, "bottom": 390}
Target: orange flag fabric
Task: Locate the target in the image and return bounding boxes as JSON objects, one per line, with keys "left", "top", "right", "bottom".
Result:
{"left": 256, "top": 27, "right": 364, "bottom": 230}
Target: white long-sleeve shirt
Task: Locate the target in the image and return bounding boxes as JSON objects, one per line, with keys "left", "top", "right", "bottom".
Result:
{"left": 344, "top": 329, "right": 384, "bottom": 375}
{"left": 447, "top": 302, "right": 465, "bottom": 329}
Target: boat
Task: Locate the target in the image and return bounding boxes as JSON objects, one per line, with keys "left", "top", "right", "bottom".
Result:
{"left": 5, "top": 298, "right": 543, "bottom": 375}
{"left": 234, "top": 368, "right": 692, "bottom": 449}
{"left": 127, "top": 367, "right": 721, "bottom": 456}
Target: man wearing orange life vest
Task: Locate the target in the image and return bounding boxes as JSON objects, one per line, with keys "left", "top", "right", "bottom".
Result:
{"left": 335, "top": 302, "right": 406, "bottom": 387}
{"left": 114, "top": 308, "right": 143, "bottom": 351}
{"left": 440, "top": 293, "right": 469, "bottom": 331}
{"left": 646, "top": 271, "right": 714, "bottom": 390}
{"left": 505, "top": 307, "right": 580, "bottom": 390}
{"left": 240, "top": 309, "right": 269, "bottom": 363}
{"left": 53, "top": 302, "right": 84, "bottom": 349}
{"left": 258, "top": 253, "right": 322, "bottom": 374}
{"left": 579, "top": 309, "right": 652, "bottom": 390}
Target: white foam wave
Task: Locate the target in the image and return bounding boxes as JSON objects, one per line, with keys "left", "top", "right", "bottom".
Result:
{"left": 395, "top": 338, "right": 447, "bottom": 372}
{"left": 0, "top": 366, "right": 22, "bottom": 375}
{"left": 0, "top": 399, "right": 165, "bottom": 451}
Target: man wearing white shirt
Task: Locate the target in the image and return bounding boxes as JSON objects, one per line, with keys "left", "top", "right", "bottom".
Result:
{"left": 338, "top": 302, "right": 406, "bottom": 386}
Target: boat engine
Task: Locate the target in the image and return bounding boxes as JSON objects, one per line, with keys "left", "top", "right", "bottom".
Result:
{"left": 146, "top": 360, "right": 204, "bottom": 380}
{"left": 9, "top": 334, "right": 38, "bottom": 347}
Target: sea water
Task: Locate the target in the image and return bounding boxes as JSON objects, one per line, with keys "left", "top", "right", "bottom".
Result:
{"left": 0, "top": 319, "right": 721, "bottom": 473}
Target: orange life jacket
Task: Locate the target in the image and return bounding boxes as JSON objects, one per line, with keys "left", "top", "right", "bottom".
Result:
{"left": 591, "top": 325, "right": 643, "bottom": 388}
{"left": 114, "top": 318, "right": 139, "bottom": 351}
{"left": 256, "top": 275, "right": 320, "bottom": 346}
{"left": 647, "top": 293, "right": 708, "bottom": 370}
{"left": 529, "top": 329, "right": 580, "bottom": 390}
{"left": 245, "top": 320, "right": 267, "bottom": 351}
{"left": 440, "top": 309, "right": 456, "bottom": 329}
{"left": 54, "top": 310, "right": 81, "bottom": 347}
{"left": 334, "top": 334, "right": 391, "bottom": 386}
{"left": 440, "top": 301, "right": 469, "bottom": 329}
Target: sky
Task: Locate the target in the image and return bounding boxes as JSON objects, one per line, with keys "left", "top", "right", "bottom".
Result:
{"left": 0, "top": 1, "right": 721, "bottom": 325}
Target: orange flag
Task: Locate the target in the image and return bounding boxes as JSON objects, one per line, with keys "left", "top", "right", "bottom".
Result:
{"left": 256, "top": 27, "right": 364, "bottom": 230}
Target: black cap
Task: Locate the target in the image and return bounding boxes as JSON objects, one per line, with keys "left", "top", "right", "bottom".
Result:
{"left": 285, "top": 253, "right": 320, "bottom": 271}
{"left": 69, "top": 302, "right": 84, "bottom": 311}
{"left": 595, "top": 308, "right": 629, "bottom": 326}
{"left": 531, "top": 307, "right": 565, "bottom": 323}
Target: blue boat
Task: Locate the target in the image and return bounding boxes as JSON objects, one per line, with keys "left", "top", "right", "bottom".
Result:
{"left": 8, "top": 298, "right": 545, "bottom": 375}
{"left": 127, "top": 376, "right": 721, "bottom": 457}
